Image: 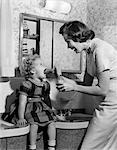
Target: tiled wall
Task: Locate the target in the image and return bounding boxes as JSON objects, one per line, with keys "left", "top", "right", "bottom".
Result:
{"left": 87, "top": 0, "right": 117, "bottom": 49}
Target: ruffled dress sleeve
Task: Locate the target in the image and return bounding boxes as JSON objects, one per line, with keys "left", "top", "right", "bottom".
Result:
{"left": 19, "top": 80, "right": 32, "bottom": 96}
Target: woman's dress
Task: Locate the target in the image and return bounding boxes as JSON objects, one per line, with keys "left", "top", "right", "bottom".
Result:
{"left": 81, "top": 39, "right": 117, "bottom": 150}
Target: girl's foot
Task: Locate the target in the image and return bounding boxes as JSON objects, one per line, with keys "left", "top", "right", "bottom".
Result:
{"left": 48, "top": 145, "right": 56, "bottom": 150}
{"left": 48, "top": 140, "right": 56, "bottom": 150}
{"left": 28, "top": 144, "right": 36, "bottom": 150}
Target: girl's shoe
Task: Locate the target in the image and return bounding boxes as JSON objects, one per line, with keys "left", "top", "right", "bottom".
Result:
{"left": 48, "top": 145, "right": 56, "bottom": 150}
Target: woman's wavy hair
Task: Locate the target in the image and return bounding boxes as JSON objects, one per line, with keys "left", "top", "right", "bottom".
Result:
{"left": 59, "top": 21, "right": 95, "bottom": 42}
{"left": 22, "top": 54, "right": 40, "bottom": 78}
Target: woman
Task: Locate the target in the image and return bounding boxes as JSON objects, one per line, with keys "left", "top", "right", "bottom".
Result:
{"left": 57, "top": 21, "right": 117, "bottom": 150}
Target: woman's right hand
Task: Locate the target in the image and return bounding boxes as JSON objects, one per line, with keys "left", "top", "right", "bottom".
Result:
{"left": 17, "top": 118, "right": 27, "bottom": 127}
{"left": 56, "top": 76, "right": 77, "bottom": 92}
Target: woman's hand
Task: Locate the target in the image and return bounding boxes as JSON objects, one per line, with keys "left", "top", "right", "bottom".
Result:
{"left": 56, "top": 76, "right": 77, "bottom": 92}
{"left": 17, "top": 118, "right": 27, "bottom": 127}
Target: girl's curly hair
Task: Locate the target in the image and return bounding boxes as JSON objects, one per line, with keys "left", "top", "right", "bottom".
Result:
{"left": 22, "top": 54, "right": 40, "bottom": 78}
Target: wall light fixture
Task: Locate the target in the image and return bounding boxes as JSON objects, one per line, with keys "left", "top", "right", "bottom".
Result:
{"left": 43, "top": 0, "right": 72, "bottom": 14}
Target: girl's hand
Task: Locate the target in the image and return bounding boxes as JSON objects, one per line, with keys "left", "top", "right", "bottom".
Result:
{"left": 56, "top": 76, "right": 77, "bottom": 92}
{"left": 17, "top": 119, "right": 27, "bottom": 127}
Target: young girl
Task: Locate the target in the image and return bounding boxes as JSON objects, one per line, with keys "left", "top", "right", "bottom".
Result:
{"left": 17, "top": 54, "right": 56, "bottom": 150}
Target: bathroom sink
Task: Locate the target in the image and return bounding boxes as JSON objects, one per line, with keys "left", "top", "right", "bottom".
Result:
{"left": 0, "top": 120, "right": 30, "bottom": 138}
{"left": 65, "top": 113, "right": 93, "bottom": 122}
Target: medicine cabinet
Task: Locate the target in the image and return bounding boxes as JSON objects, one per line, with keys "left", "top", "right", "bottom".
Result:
{"left": 19, "top": 13, "right": 83, "bottom": 77}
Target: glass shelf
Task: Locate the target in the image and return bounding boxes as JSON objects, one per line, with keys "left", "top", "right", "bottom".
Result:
{"left": 23, "top": 34, "right": 39, "bottom": 39}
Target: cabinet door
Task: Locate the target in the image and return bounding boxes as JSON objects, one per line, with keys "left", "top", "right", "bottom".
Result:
{"left": 40, "top": 20, "right": 52, "bottom": 68}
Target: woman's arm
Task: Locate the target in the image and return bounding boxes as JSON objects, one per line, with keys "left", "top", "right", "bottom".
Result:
{"left": 74, "top": 70, "right": 110, "bottom": 97}
{"left": 57, "top": 46, "right": 110, "bottom": 97}
{"left": 17, "top": 93, "right": 27, "bottom": 126}
{"left": 57, "top": 69, "right": 94, "bottom": 91}
{"left": 57, "top": 70, "right": 110, "bottom": 98}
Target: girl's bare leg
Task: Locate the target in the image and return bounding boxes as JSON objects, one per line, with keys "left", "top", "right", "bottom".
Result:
{"left": 29, "top": 124, "right": 38, "bottom": 150}
{"left": 47, "top": 122, "right": 56, "bottom": 150}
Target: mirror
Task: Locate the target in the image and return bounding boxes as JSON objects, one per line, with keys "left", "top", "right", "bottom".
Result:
{"left": 18, "top": 13, "right": 83, "bottom": 77}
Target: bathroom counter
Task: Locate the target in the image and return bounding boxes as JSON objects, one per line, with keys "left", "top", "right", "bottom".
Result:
{"left": 55, "top": 113, "right": 92, "bottom": 129}
{"left": 0, "top": 124, "right": 30, "bottom": 138}
{"left": 0, "top": 122, "right": 30, "bottom": 150}
{"left": 55, "top": 121, "right": 89, "bottom": 129}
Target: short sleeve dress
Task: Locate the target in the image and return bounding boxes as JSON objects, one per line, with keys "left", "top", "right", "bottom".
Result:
{"left": 80, "top": 39, "right": 117, "bottom": 150}
{"left": 19, "top": 78, "right": 55, "bottom": 127}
